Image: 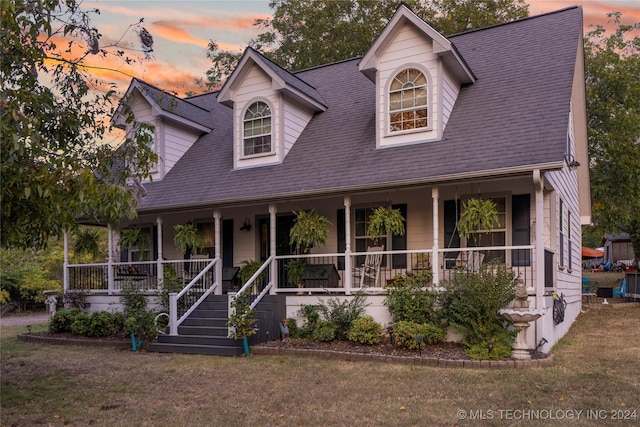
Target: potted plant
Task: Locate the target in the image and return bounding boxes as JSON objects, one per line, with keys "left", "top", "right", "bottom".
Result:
{"left": 238, "top": 259, "right": 266, "bottom": 292}
{"left": 457, "top": 198, "right": 499, "bottom": 239}
{"left": 226, "top": 294, "right": 257, "bottom": 355}
{"left": 288, "top": 210, "right": 332, "bottom": 292}
{"left": 118, "top": 228, "right": 148, "bottom": 260}
{"left": 367, "top": 206, "right": 405, "bottom": 241}
{"left": 173, "top": 223, "right": 204, "bottom": 258}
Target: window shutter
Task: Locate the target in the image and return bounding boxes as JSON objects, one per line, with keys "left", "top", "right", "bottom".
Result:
{"left": 391, "top": 204, "right": 407, "bottom": 268}
{"left": 337, "top": 209, "right": 345, "bottom": 270}
{"left": 512, "top": 194, "right": 531, "bottom": 266}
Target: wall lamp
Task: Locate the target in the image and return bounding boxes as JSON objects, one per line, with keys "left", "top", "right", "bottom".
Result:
{"left": 565, "top": 154, "right": 580, "bottom": 170}
{"left": 240, "top": 218, "right": 252, "bottom": 232}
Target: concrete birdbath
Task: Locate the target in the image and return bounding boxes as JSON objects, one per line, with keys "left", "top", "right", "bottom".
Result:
{"left": 499, "top": 280, "right": 544, "bottom": 360}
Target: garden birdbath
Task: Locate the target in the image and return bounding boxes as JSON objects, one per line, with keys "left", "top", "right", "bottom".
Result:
{"left": 43, "top": 290, "right": 59, "bottom": 319}
{"left": 499, "top": 281, "right": 544, "bottom": 360}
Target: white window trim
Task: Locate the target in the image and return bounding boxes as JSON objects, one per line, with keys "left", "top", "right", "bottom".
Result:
{"left": 385, "top": 64, "right": 433, "bottom": 137}
{"left": 241, "top": 98, "right": 275, "bottom": 159}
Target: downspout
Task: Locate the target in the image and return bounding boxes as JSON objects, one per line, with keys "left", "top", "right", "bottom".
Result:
{"left": 107, "top": 224, "right": 115, "bottom": 295}
{"left": 214, "top": 210, "right": 222, "bottom": 295}
{"left": 432, "top": 187, "right": 440, "bottom": 285}
{"left": 269, "top": 204, "right": 277, "bottom": 295}
{"left": 156, "top": 217, "right": 163, "bottom": 289}
{"left": 63, "top": 231, "right": 69, "bottom": 292}
{"left": 344, "top": 196, "right": 352, "bottom": 295}
{"left": 533, "top": 169, "right": 546, "bottom": 348}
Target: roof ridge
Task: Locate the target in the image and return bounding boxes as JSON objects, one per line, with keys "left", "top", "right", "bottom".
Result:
{"left": 448, "top": 5, "right": 580, "bottom": 38}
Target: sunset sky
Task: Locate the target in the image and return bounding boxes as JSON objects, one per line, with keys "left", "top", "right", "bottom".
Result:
{"left": 83, "top": 0, "right": 640, "bottom": 97}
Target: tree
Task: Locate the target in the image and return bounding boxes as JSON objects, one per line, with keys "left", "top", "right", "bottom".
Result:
{"left": 1, "top": 0, "right": 157, "bottom": 249}
{"left": 205, "top": 0, "right": 529, "bottom": 89}
{"left": 585, "top": 13, "right": 640, "bottom": 264}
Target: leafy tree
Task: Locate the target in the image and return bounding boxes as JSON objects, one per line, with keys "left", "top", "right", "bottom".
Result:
{"left": 1, "top": 0, "right": 157, "bottom": 250}
{"left": 205, "top": 0, "right": 529, "bottom": 89}
{"left": 585, "top": 13, "right": 640, "bottom": 263}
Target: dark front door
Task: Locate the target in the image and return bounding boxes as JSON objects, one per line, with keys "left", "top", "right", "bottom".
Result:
{"left": 259, "top": 213, "right": 296, "bottom": 287}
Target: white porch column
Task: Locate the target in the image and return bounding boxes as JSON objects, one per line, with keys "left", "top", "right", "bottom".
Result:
{"left": 156, "top": 217, "right": 164, "bottom": 288}
{"left": 344, "top": 196, "right": 352, "bottom": 295}
{"left": 63, "top": 231, "right": 69, "bottom": 292}
{"left": 533, "top": 170, "right": 546, "bottom": 344}
{"left": 214, "top": 210, "right": 222, "bottom": 295}
{"left": 107, "top": 224, "right": 115, "bottom": 295}
{"left": 269, "top": 204, "right": 277, "bottom": 295}
{"left": 432, "top": 187, "right": 440, "bottom": 285}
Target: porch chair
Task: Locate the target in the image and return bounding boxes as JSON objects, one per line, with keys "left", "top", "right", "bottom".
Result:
{"left": 455, "top": 251, "right": 485, "bottom": 273}
{"left": 353, "top": 246, "right": 384, "bottom": 287}
{"left": 613, "top": 278, "right": 627, "bottom": 298}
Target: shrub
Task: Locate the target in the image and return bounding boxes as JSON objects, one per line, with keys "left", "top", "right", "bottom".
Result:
{"left": 393, "top": 320, "right": 445, "bottom": 350}
{"left": 311, "top": 320, "right": 336, "bottom": 342}
{"left": 119, "top": 285, "right": 148, "bottom": 318}
{"left": 348, "top": 315, "right": 383, "bottom": 345}
{"left": 317, "top": 292, "right": 368, "bottom": 340}
{"left": 296, "top": 304, "right": 322, "bottom": 338}
{"left": 70, "top": 312, "right": 91, "bottom": 335}
{"left": 384, "top": 272, "right": 439, "bottom": 324}
{"left": 50, "top": 308, "right": 82, "bottom": 333}
{"left": 62, "top": 290, "right": 90, "bottom": 310}
{"left": 124, "top": 310, "right": 157, "bottom": 342}
{"left": 465, "top": 341, "right": 513, "bottom": 360}
{"left": 285, "top": 318, "right": 301, "bottom": 339}
{"left": 87, "top": 311, "right": 120, "bottom": 338}
{"left": 440, "top": 263, "right": 517, "bottom": 348}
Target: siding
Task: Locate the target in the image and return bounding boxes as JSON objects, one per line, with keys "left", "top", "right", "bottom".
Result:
{"left": 283, "top": 101, "right": 314, "bottom": 157}
{"left": 442, "top": 69, "right": 460, "bottom": 129}
{"left": 163, "top": 123, "right": 201, "bottom": 174}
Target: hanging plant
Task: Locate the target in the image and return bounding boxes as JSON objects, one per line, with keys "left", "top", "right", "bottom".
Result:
{"left": 367, "top": 206, "right": 405, "bottom": 241}
{"left": 289, "top": 209, "right": 331, "bottom": 255}
{"left": 118, "top": 228, "right": 148, "bottom": 259}
{"left": 74, "top": 228, "right": 100, "bottom": 260}
{"left": 173, "top": 223, "right": 204, "bottom": 255}
{"left": 458, "top": 198, "right": 499, "bottom": 239}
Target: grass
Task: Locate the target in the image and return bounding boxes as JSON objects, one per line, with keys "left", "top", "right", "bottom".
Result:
{"left": 1, "top": 308, "right": 639, "bottom": 426}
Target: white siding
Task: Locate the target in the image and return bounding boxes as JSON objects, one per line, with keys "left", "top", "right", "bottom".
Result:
{"left": 163, "top": 123, "right": 201, "bottom": 175}
{"left": 283, "top": 101, "right": 314, "bottom": 157}
{"left": 442, "top": 68, "right": 460, "bottom": 129}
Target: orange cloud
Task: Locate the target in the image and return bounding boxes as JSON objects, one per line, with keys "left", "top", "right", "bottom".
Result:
{"left": 153, "top": 21, "right": 209, "bottom": 48}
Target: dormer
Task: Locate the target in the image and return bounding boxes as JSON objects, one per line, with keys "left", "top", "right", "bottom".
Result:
{"left": 359, "top": 5, "right": 475, "bottom": 148}
{"left": 218, "top": 48, "right": 327, "bottom": 169}
{"left": 114, "top": 79, "right": 213, "bottom": 182}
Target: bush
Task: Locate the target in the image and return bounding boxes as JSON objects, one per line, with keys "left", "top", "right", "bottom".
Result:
{"left": 70, "top": 312, "right": 91, "bottom": 335}
{"left": 317, "top": 292, "right": 368, "bottom": 340}
{"left": 465, "top": 341, "right": 513, "bottom": 360}
{"left": 87, "top": 311, "right": 120, "bottom": 338}
{"left": 384, "top": 272, "right": 439, "bottom": 324}
{"left": 393, "top": 320, "right": 445, "bottom": 350}
{"left": 124, "top": 310, "right": 157, "bottom": 341}
{"left": 440, "top": 263, "right": 517, "bottom": 348}
{"left": 311, "top": 320, "right": 336, "bottom": 342}
{"left": 50, "top": 308, "right": 82, "bottom": 333}
{"left": 62, "top": 290, "right": 90, "bottom": 310}
{"left": 284, "top": 318, "right": 302, "bottom": 339}
{"left": 296, "top": 304, "right": 322, "bottom": 338}
{"left": 119, "top": 285, "right": 148, "bottom": 318}
{"left": 348, "top": 315, "right": 383, "bottom": 345}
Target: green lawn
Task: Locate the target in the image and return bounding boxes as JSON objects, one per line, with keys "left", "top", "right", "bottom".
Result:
{"left": 1, "top": 307, "right": 639, "bottom": 426}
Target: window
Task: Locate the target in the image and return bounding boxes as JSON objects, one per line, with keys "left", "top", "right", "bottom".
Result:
{"left": 352, "top": 205, "right": 407, "bottom": 269}
{"left": 243, "top": 101, "right": 272, "bottom": 156}
{"left": 389, "top": 69, "right": 428, "bottom": 132}
{"left": 567, "top": 210, "right": 573, "bottom": 271}
{"left": 355, "top": 207, "right": 387, "bottom": 260}
{"left": 196, "top": 221, "right": 215, "bottom": 258}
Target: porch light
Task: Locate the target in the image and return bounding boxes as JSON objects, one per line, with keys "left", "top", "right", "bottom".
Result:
{"left": 536, "top": 337, "right": 548, "bottom": 351}
{"left": 565, "top": 154, "right": 580, "bottom": 170}
{"left": 240, "top": 218, "right": 252, "bottom": 232}
{"left": 487, "top": 340, "right": 494, "bottom": 355}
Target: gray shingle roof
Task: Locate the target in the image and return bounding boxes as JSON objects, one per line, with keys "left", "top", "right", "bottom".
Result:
{"left": 132, "top": 79, "right": 214, "bottom": 130}
{"left": 138, "top": 7, "right": 582, "bottom": 212}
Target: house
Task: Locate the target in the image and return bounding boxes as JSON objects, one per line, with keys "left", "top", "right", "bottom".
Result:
{"left": 602, "top": 233, "right": 636, "bottom": 267}
{"left": 66, "top": 5, "right": 590, "bottom": 355}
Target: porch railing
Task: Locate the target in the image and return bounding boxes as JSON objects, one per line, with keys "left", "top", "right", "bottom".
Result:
{"left": 168, "top": 258, "right": 217, "bottom": 335}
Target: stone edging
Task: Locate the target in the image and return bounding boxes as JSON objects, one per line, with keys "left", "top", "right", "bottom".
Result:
{"left": 17, "top": 333, "right": 130, "bottom": 350}
{"left": 251, "top": 346, "right": 555, "bottom": 369}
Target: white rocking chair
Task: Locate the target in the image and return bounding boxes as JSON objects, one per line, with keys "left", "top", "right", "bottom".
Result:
{"left": 353, "top": 246, "right": 384, "bottom": 287}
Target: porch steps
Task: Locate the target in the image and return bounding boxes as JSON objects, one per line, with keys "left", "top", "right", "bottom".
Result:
{"left": 148, "top": 294, "right": 285, "bottom": 356}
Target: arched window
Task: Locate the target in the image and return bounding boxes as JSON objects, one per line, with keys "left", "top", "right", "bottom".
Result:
{"left": 243, "top": 101, "right": 272, "bottom": 156}
{"left": 389, "top": 69, "right": 428, "bottom": 132}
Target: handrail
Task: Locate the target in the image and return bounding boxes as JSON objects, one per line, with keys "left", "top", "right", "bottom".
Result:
{"left": 233, "top": 255, "right": 275, "bottom": 313}
{"left": 169, "top": 258, "right": 218, "bottom": 335}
